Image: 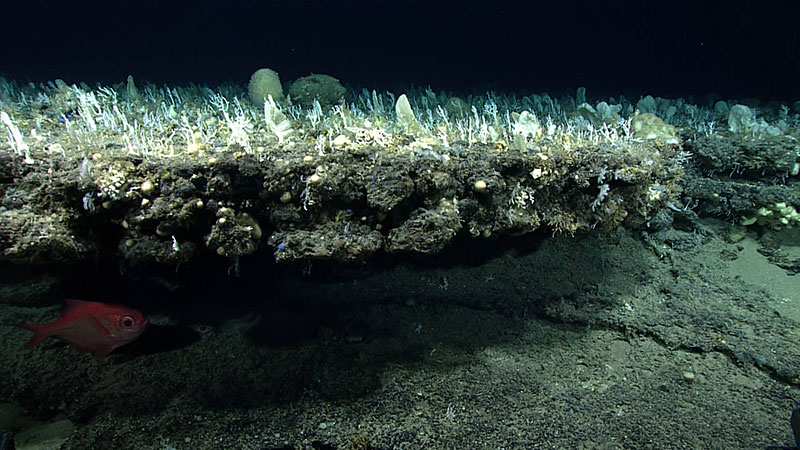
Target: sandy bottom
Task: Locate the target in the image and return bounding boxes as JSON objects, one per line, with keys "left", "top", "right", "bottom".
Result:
{"left": 1, "top": 221, "right": 798, "bottom": 449}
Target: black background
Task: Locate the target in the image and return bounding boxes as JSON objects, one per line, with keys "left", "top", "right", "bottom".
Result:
{"left": 3, "top": 0, "right": 799, "bottom": 100}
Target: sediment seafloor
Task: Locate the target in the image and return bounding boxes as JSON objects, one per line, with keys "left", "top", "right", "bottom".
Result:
{"left": 0, "top": 78, "right": 799, "bottom": 449}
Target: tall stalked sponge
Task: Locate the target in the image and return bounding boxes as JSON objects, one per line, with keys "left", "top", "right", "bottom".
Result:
{"left": 248, "top": 68, "right": 285, "bottom": 105}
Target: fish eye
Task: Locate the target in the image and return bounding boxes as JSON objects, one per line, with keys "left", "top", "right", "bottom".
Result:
{"left": 121, "top": 316, "right": 135, "bottom": 327}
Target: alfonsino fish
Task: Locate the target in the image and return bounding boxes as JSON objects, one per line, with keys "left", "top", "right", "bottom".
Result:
{"left": 15, "top": 299, "right": 148, "bottom": 357}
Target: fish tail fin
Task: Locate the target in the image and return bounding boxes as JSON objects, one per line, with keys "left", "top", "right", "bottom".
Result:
{"left": 14, "top": 323, "right": 50, "bottom": 347}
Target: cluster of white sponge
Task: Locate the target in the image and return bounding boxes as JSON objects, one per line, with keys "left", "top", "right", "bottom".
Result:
{"left": 741, "top": 202, "right": 800, "bottom": 229}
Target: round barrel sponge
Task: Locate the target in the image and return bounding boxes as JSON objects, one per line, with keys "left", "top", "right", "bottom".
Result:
{"left": 248, "top": 68, "right": 285, "bottom": 105}
{"left": 288, "top": 74, "right": 346, "bottom": 109}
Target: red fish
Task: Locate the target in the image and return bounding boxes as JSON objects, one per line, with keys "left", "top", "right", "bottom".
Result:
{"left": 15, "top": 299, "right": 148, "bottom": 357}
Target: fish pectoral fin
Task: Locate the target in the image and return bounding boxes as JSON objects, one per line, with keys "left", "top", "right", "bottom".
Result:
{"left": 87, "top": 315, "right": 113, "bottom": 337}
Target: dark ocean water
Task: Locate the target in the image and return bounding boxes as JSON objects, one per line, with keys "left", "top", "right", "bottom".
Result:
{"left": 2, "top": 1, "right": 800, "bottom": 449}
{"left": 3, "top": 0, "right": 798, "bottom": 99}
